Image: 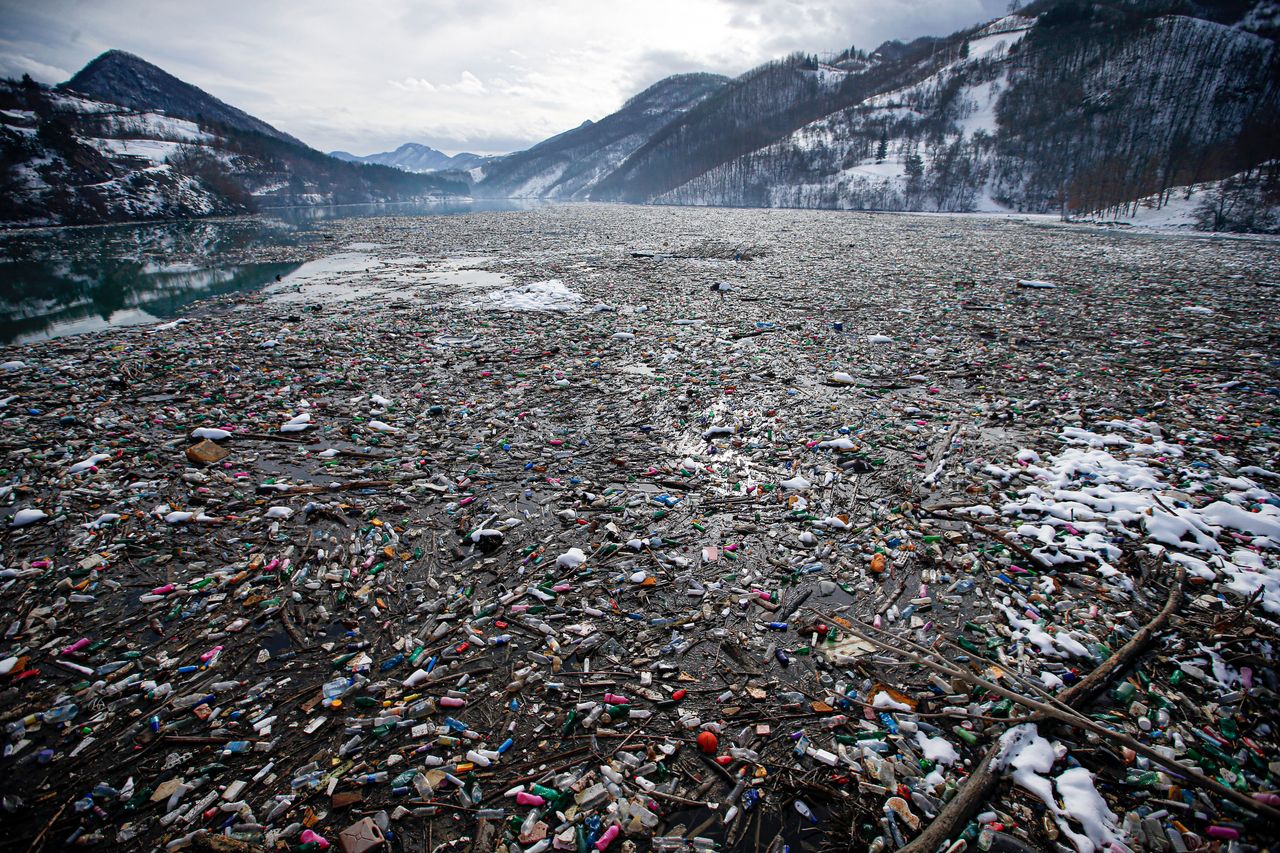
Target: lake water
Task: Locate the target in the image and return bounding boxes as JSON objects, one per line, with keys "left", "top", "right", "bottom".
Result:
{"left": 0, "top": 198, "right": 542, "bottom": 345}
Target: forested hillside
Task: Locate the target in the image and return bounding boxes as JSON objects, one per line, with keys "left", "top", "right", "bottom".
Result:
{"left": 474, "top": 0, "right": 1278, "bottom": 230}
{"left": 624, "top": 2, "right": 1279, "bottom": 225}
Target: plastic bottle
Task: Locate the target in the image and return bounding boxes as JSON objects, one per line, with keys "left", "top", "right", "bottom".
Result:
{"left": 42, "top": 704, "right": 79, "bottom": 724}
{"left": 322, "top": 677, "right": 354, "bottom": 700}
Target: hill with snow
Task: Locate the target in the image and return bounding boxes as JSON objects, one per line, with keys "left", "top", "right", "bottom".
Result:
{"left": 64, "top": 50, "right": 305, "bottom": 147}
{"left": 0, "top": 54, "right": 466, "bottom": 227}
{"left": 1072, "top": 162, "right": 1279, "bottom": 231}
{"left": 473, "top": 73, "right": 729, "bottom": 200}
{"left": 591, "top": 1, "right": 1278, "bottom": 225}
{"left": 477, "top": 0, "right": 1278, "bottom": 231}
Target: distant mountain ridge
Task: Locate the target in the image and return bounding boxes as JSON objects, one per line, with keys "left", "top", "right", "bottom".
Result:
{"left": 473, "top": 72, "right": 729, "bottom": 199}
{"left": 330, "top": 143, "right": 486, "bottom": 173}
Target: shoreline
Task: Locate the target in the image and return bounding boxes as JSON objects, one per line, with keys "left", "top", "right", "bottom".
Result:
{"left": 5, "top": 197, "right": 1278, "bottom": 242}
{"left": 5, "top": 201, "right": 1278, "bottom": 350}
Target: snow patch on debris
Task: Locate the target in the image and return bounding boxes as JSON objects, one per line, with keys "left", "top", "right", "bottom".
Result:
{"left": 995, "top": 724, "right": 1123, "bottom": 853}
{"left": 871, "top": 690, "right": 912, "bottom": 712}
{"left": 999, "top": 604, "right": 1092, "bottom": 659}
{"left": 915, "top": 732, "right": 959, "bottom": 765}
{"left": 469, "top": 279, "right": 584, "bottom": 312}
{"left": 994, "top": 419, "right": 1280, "bottom": 613}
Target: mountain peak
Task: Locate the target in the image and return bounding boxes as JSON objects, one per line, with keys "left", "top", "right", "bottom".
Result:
{"left": 61, "top": 49, "right": 304, "bottom": 147}
{"left": 393, "top": 142, "right": 437, "bottom": 154}
{"left": 621, "top": 73, "right": 732, "bottom": 117}
{"left": 77, "top": 48, "right": 147, "bottom": 70}
{"left": 325, "top": 143, "right": 486, "bottom": 173}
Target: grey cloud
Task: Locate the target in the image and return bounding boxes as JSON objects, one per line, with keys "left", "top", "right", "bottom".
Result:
{"left": 0, "top": 0, "right": 1020, "bottom": 155}
{"left": 725, "top": 0, "right": 1011, "bottom": 55}
{"left": 623, "top": 48, "right": 732, "bottom": 93}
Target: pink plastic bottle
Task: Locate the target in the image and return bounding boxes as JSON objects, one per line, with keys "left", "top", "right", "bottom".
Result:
{"left": 299, "top": 829, "right": 330, "bottom": 849}
{"left": 594, "top": 825, "right": 620, "bottom": 851}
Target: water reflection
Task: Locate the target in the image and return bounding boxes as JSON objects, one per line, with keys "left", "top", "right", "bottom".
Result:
{"left": 0, "top": 198, "right": 550, "bottom": 345}
{"left": 0, "top": 259, "right": 301, "bottom": 345}
{"left": 0, "top": 217, "right": 305, "bottom": 345}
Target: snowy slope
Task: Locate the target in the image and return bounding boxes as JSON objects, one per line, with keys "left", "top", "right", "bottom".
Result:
{"left": 62, "top": 49, "right": 305, "bottom": 146}
{"left": 1072, "top": 166, "right": 1279, "bottom": 233}
{"left": 657, "top": 17, "right": 1033, "bottom": 211}
{"left": 475, "top": 73, "right": 729, "bottom": 199}
{"left": 648, "top": 7, "right": 1277, "bottom": 221}
{"left": 0, "top": 86, "right": 243, "bottom": 228}
{"left": 1, "top": 62, "right": 466, "bottom": 227}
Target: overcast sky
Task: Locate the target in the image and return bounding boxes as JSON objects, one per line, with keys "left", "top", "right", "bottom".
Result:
{"left": 0, "top": 0, "right": 1011, "bottom": 156}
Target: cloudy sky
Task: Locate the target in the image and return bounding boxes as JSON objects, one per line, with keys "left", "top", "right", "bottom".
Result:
{"left": 0, "top": 0, "right": 1011, "bottom": 156}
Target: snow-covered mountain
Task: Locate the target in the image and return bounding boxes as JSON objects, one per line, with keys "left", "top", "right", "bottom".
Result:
{"left": 0, "top": 54, "right": 466, "bottom": 226}
{"left": 651, "top": 6, "right": 1278, "bottom": 217}
{"left": 5, "top": 1, "right": 1276, "bottom": 230}
{"left": 476, "top": 0, "right": 1275, "bottom": 230}
{"left": 473, "top": 73, "right": 729, "bottom": 199}
{"left": 64, "top": 50, "right": 305, "bottom": 147}
{"left": 329, "top": 143, "right": 486, "bottom": 173}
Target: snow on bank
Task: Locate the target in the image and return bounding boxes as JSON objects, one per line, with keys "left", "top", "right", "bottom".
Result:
{"left": 995, "top": 724, "right": 1122, "bottom": 853}
{"left": 1073, "top": 166, "right": 1279, "bottom": 234}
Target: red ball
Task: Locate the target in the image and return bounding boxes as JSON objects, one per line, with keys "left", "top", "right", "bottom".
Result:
{"left": 697, "top": 732, "right": 718, "bottom": 754}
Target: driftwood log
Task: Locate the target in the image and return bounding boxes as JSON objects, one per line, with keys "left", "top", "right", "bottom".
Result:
{"left": 895, "top": 565, "right": 1189, "bottom": 851}
{"left": 824, "top": 564, "right": 1280, "bottom": 851}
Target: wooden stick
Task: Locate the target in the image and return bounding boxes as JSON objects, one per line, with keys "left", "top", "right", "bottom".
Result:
{"left": 920, "top": 422, "right": 959, "bottom": 491}
{"left": 829, "top": 589, "right": 1280, "bottom": 828}
{"left": 286, "top": 479, "right": 392, "bottom": 494}
{"left": 279, "top": 606, "right": 308, "bottom": 647}
{"left": 241, "top": 432, "right": 305, "bottom": 444}
{"left": 1056, "top": 565, "right": 1185, "bottom": 708}
{"left": 467, "top": 818, "right": 495, "bottom": 853}
{"left": 925, "top": 510, "right": 1051, "bottom": 570}
{"left": 894, "top": 565, "right": 1186, "bottom": 852}
{"left": 25, "top": 797, "right": 70, "bottom": 853}
{"left": 649, "top": 789, "right": 714, "bottom": 808}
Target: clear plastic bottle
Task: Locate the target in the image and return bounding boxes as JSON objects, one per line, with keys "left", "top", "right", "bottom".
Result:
{"left": 322, "top": 677, "right": 354, "bottom": 700}
{"left": 42, "top": 704, "right": 79, "bottom": 724}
